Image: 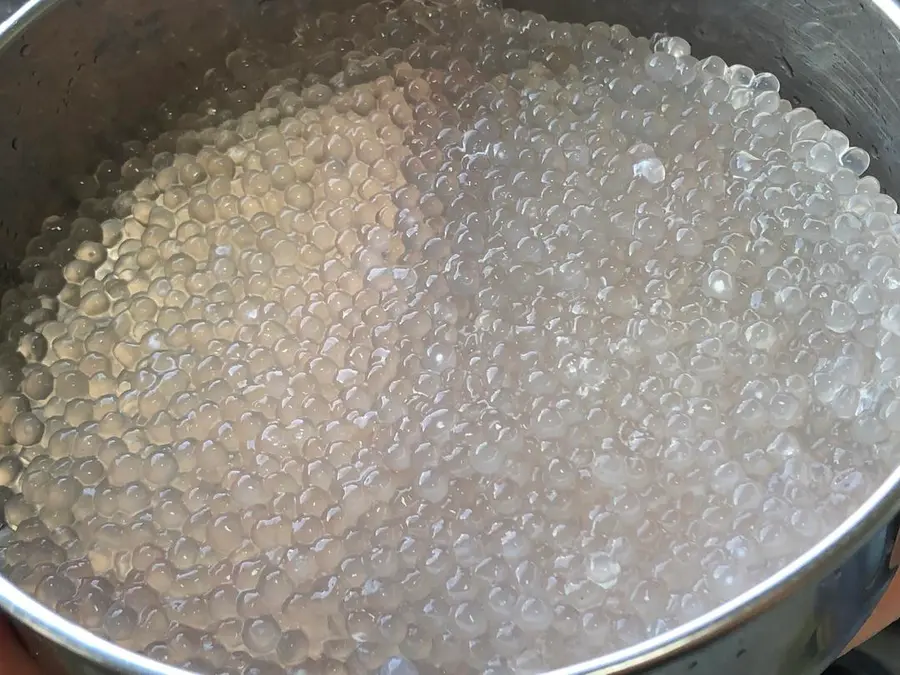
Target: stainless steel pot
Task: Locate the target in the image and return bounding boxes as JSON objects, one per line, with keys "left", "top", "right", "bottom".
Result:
{"left": 1, "top": 1, "right": 900, "bottom": 674}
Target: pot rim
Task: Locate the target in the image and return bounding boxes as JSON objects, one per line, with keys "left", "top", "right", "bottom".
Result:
{"left": 2, "top": 0, "right": 900, "bottom": 673}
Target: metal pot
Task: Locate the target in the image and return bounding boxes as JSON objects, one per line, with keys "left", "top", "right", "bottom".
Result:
{"left": 1, "top": 0, "right": 900, "bottom": 674}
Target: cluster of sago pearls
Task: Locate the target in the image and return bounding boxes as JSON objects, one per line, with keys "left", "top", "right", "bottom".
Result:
{"left": 0, "top": 0, "right": 895, "bottom": 674}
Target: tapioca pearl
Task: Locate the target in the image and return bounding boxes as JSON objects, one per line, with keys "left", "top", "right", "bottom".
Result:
{"left": 21, "top": 364, "right": 54, "bottom": 401}
{"left": 106, "top": 452, "right": 144, "bottom": 488}
{"left": 274, "top": 629, "right": 310, "bottom": 666}
{"left": 69, "top": 455, "right": 104, "bottom": 486}
{"left": 242, "top": 616, "right": 281, "bottom": 655}
{"left": 284, "top": 183, "right": 314, "bottom": 211}
{"left": 0, "top": 453, "right": 23, "bottom": 487}
{"left": 52, "top": 333, "right": 89, "bottom": 361}
{"left": 143, "top": 449, "right": 179, "bottom": 486}
{"left": 112, "top": 480, "right": 151, "bottom": 517}
{"left": 212, "top": 193, "right": 241, "bottom": 220}
{"left": 53, "top": 369, "right": 90, "bottom": 399}
{"left": 34, "top": 572, "right": 78, "bottom": 610}
{"left": 162, "top": 186, "right": 193, "bottom": 215}
{"left": 204, "top": 175, "right": 231, "bottom": 200}
{"left": 205, "top": 512, "right": 243, "bottom": 556}
{"left": 61, "top": 259, "right": 96, "bottom": 286}
{"left": 2, "top": 493, "right": 35, "bottom": 529}
{"left": 264, "top": 163, "right": 295, "bottom": 192}
{"left": 41, "top": 474, "right": 81, "bottom": 510}
{"left": 10, "top": 412, "right": 44, "bottom": 446}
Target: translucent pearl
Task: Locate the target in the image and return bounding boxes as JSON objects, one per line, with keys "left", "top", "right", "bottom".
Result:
{"left": 586, "top": 553, "right": 621, "bottom": 589}
{"left": 703, "top": 269, "right": 735, "bottom": 301}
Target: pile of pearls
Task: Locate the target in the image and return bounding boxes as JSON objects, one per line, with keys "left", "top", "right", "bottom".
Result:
{"left": 0, "top": 0, "right": 897, "bottom": 673}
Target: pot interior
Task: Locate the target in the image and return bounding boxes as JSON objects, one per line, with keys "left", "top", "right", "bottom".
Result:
{"left": 0, "top": 0, "right": 899, "bottom": 673}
